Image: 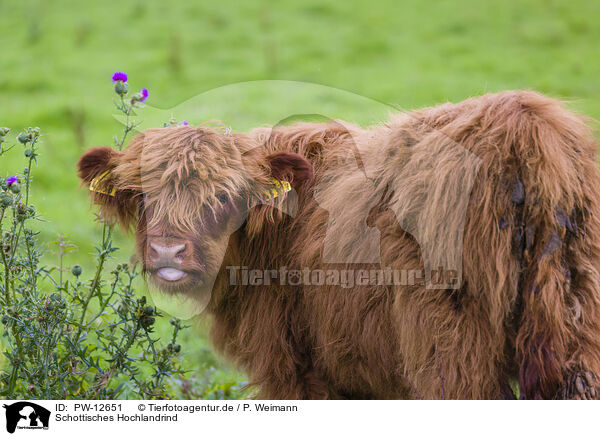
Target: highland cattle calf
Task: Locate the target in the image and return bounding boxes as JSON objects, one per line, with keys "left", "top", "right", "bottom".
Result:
{"left": 78, "top": 91, "right": 600, "bottom": 399}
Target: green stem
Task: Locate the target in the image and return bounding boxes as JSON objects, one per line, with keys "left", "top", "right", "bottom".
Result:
{"left": 117, "top": 96, "right": 134, "bottom": 150}
{"left": 0, "top": 208, "right": 11, "bottom": 306}
{"left": 7, "top": 136, "right": 37, "bottom": 265}
{"left": 23, "top": 136, "right": 36, "bottom": 206}
{"left": 86, "top": 273, "right": 119, "bottom": 326}
{"left": 73, "top": 224, "right": 112, "bottom": 345}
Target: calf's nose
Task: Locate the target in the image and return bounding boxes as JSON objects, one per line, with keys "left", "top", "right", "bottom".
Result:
{"left": 148, "top": 241, "right": 189, "bottom": 265}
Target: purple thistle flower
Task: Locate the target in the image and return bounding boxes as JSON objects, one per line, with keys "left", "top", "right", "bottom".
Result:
{"left": 181, "top": 120, "right": 189, "bottom": 126}
{"left": 6, "top": 176, "right": 17, "bottom": 186}
{"left": 111, "top": 71, "right": 128, "bottom": 83}
{"left": 139, "top": 88, "right": 149, "bottom": 102}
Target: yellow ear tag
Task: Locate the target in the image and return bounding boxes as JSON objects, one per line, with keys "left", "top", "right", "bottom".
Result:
{"left": 89, "top": 170, "right": 116, "bottom": 197}
{"left": 260, "top": 178, "right": 291, "bottom": 202}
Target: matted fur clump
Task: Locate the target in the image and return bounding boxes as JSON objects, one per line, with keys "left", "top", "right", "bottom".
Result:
{"left": 78, "top": 91, "right": 600, "bottom": 399}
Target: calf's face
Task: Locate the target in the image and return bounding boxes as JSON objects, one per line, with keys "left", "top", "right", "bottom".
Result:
{"left": 77, "top": 126, "right": 311, "bottom": 303}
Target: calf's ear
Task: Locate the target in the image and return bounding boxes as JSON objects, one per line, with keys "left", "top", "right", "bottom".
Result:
{"left": 266, "top": 152, "right": 313, "bottom": 188}
{"left": 77, "top": 147, "right": 136, "bottom": 228}
{"left": 77, "top": 146, "right": 120, "bottom": 184}
{"left": 244, "top": 152, "right": 313, "bottom": 238}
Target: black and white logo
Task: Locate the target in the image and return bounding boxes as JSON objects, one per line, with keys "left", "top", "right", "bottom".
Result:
{"left": 3, "top": 402, "right": 50, "bottom": 434}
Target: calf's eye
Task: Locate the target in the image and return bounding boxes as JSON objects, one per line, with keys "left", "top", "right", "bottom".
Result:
{"left": 217, "top": 193, "right": 228, "bottom": 204}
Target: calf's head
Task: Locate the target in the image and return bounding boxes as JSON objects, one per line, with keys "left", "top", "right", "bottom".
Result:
{"left": 77, "top": 126, "right": 311, "bottom": 303}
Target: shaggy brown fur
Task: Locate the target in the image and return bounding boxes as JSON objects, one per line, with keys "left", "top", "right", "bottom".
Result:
{"left": 78, "top": 90, "right": 600, "bottom": 399}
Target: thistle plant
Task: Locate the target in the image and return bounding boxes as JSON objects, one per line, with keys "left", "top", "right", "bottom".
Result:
{"left": 0, "top": 73, "right": 225, "bottom": 400}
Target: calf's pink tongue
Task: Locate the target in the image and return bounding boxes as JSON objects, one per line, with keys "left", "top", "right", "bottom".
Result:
{"left": 157, "top": 268, "right": 187, "bottom": 281}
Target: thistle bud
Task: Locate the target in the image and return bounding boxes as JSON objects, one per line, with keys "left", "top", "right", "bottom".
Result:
{"left": 0, "top": 127, "right": 10, "bottom": 136}
{"left": 114, "top": 81, "right": 128, "bottom": 96}
{"left": 24, "top": 148, "right": 33, "bottom": 157}
{"left": 9, "top": 183, "right": 21, "bottom": 194}
{"left": 71, "top": 265, "right": 82, "bottom": 277}
{"left": 131, "top": 88, "right": 149, "bottom": 105}
{"left": 16, "top": 203, "right": 27, "bottom": 221}
{"left": 17, "top": 132, "right": 31, "bottom": 144}
{"left": 141, "top": 316, "right": 155, "bottom": 329}
{"left": 143, "top": 305, "right": 155, "bottom": 316}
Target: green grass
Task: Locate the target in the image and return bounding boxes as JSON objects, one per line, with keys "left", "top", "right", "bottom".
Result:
{"left": 1, "top": 0, "right": 600, "bottom": 394}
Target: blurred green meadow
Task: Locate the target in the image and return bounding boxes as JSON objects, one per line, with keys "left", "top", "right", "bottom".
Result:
{"left": 1, "top": 0, "right": 600, "bottom": 395}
